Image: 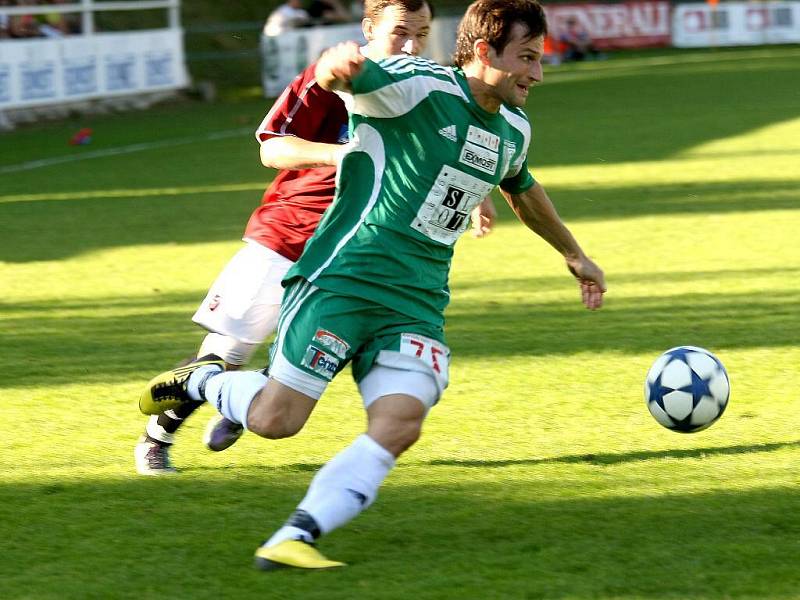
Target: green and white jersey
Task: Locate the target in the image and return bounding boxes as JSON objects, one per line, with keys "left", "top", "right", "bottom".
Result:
{"left": 286, "top": 55, "right": 536, "bottom": 327}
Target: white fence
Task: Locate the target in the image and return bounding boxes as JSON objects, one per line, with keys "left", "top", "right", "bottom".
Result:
{"left": 260, "top": 16, "right": 463, "bottom": 98}
{"left": 673, "top": 1, "right": 800, "bottom": 47}
{"left": 0, "top": 1, "right": 188, "bottom": 110}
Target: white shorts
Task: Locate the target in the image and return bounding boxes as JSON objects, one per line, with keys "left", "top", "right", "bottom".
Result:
{"left": 357, "top": 363, "right": 441, "bottom": 412}
{"left": 192, "top": 240, "right": 294, "bottom": 344}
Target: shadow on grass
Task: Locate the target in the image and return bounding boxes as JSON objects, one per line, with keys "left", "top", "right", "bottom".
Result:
{"left": 529, "top": 54, "right": 800, "bottom": 168}
{"left": 2, "top": 267, "right": 798, "bottom": 389}
{"left": 1, "top": 178, "right": 798, "bottom": 264}
{"left": 428, "top": 440, "right": 800, "bottom": 468}
{"left": 0, "top": 192, "right": 258, "bottom": 263}
{"left": 1, "top": 474, "right": 798, "bottom": 599}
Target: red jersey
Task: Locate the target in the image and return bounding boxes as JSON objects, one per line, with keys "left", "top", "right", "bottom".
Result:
{"left": 244, "top": 62, "right": 349, "bottom": 262}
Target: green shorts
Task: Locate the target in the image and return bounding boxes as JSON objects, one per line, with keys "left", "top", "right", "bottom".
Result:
{"left": 268, "top": 279, "right": 450, "bottom": 400}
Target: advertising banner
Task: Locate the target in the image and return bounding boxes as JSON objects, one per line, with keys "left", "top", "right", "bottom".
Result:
{"left": 546, "top": 2, "right": 672, "bottom": 49}
{"left": 673, "top": 2, "right": 800, "bottom": 47}
{"left": 0, "top": 29, "right": 188, "bottom": 110}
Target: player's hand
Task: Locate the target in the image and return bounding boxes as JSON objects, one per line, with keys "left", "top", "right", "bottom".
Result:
{"left": 470, "top": 196, "right": 497, "bottom": 238}
{"left": 566, "top": 255, "right": 606, "bottom": 310}
{"left": 316, "top": 41, "right": 366, "bottom": 90}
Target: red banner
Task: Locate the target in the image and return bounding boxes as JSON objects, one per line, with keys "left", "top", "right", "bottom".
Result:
{"left": 545, "top": 2, "right": 672, "bottom": 49}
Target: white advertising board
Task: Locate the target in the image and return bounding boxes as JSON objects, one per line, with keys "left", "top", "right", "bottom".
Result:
{"left": 260, "top": 17, "right": 459, "bottom": 98}
{"left": 0, "top": 29, "right": 189, "bottom": 110}
{"left": 673, "top": 2, "right": 800, "bottom": 47}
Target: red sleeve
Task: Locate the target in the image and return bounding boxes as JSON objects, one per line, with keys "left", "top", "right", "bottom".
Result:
{"left": 255, "top": 62, "right": 334, "bottom": 142}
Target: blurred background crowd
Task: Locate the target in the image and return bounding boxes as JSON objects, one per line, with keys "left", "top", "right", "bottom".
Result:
{"left": 0, "top": 0, "right": 81, "bottom": 38}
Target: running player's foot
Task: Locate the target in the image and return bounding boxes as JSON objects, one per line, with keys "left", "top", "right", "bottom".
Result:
{"left": 139, "top": 357, "right": 224, "bottom": 416}
{"left": 203, "top": 415, "right": 244, "bottom": 452}
{"left": 253, "top": 539, "right": 346, "bottom": 571}
{"left": 134, "top": 436, "right": 177, "bottom": 476}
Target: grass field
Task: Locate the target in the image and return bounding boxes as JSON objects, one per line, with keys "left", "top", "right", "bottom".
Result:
{"left": 1, "top": 46, "right": 799, "bottom": 599}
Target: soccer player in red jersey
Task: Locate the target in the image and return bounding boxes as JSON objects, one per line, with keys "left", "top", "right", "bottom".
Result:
{"left": 135, "top": 0, "right": 498, "bottom": 475}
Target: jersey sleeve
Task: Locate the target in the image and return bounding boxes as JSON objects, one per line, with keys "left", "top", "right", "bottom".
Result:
{"left": 500, "top": 157, "right": 535, "bottom": 194}
{"left": 499, "top": 106, "right": 536, "bottom": 194}
{"left": 350, "top": 57, "right": 397, "bottom": 94}
{"left": 339, "top": 56, "right": 462, "bottom": 119}
{"left": 255, "top": 63, "right": 332, "bottom": 142}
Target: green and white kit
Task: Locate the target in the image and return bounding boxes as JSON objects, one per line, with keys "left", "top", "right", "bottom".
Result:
{"left": 269, "top": 55, "right": 537, "bottom": 401}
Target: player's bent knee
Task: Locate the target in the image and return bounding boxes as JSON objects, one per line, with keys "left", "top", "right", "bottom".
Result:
{"left": 246, "top": 409, "right": 304, "bottom": 439}
{"left": 245, "top": 380, "right": 317, "bottom": 439}
{"left": 368, "top": 409, "right": 424, "bottom": 456}
{"left": 392, "top": 419, "right": 423, "bottom": 452}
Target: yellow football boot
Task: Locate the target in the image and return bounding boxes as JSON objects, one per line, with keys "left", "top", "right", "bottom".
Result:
{"left": 254, "top": 539, "right": 346, "bottom": 571}
{"left": 139, "top": 358, "right": 225, "bottom": 415}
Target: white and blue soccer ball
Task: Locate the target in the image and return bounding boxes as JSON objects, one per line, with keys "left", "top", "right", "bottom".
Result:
{"left": 644, "top": 346, "right": 730, "bottom": 433}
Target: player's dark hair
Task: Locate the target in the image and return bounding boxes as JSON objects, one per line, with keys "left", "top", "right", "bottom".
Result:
{"left": 364, "top": 0, "right": 435, "bottom": 21}
{"left": 453, "top": 0, "right": 547, "bottom": 67}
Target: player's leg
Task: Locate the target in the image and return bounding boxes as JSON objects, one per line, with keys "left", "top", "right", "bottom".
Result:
{"left": 255, "top": 330, "right": 448, "bottom": 570}
{"left": 134, "top": 354, "right": 226, "bottom": 476}
{"left": 137, "top": 281, "right": 330, "bottom": 479}
{"left": 135, "top": 242, "right": 290, "bottom": 475}
{"left": 140, "top": 279, "right": 341, "bottom": 436}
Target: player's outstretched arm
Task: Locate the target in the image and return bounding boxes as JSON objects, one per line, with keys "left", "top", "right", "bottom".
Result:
{"left": 503, "top": 183, "right": 606, "bottom": 310}
{"left": 260, "top": 136, "right": 349, "bottom": 170}
{"left": 315, "top": 41, "right": 366, "bottom": 92}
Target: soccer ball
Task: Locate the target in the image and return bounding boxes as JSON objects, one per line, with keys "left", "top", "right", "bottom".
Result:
{"left": 644, "top": 346, "right": 730, "bottom": 433}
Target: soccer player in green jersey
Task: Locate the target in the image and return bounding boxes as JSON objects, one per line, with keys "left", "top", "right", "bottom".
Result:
{"left": 140, "top": 0, "right": 606, "bottom": 570}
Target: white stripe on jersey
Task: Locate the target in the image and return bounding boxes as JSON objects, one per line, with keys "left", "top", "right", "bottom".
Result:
{"left": 308, "top": 123, "right": 385, "bottom": 282}
{"left": 499, "top": 105, "right": 532, "bottom": 178}
{"left": 349, "top": 75, "right": 466, "bottom": 119}
{"left": 382, "top": 62, "right": 450, "bottom": 77}
{"left": 255, "top": 78, "right": 318, "bottom": 140}
{"left": 379, "top": 55, "right": 449, "bottom": 76}
{"left": 382, "top": 63, "right": 451, "bottom": 77}
{"left": 378, "top": 55, "right": 409, "bottom": 70}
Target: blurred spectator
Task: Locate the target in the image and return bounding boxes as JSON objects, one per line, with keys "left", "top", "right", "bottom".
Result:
{"left": 559, "top": 16, "right": 602, "bottom": 62}
{"left": 41, "top": 0, "right": 81, "bottom": 37}
{"left": 0, "top": 0, "right": 11, "bottom": 39}
{"left": 350, "top": 0, "right": 364, "bottom": 20}
{"left": 308, "top": 0, "right": 351, "bottom": 25}
{"left": 9, "top": 0, "right": 43, "bottom": 38}
{"left": 263, "top": 0, "right": 310, "bottom": 36}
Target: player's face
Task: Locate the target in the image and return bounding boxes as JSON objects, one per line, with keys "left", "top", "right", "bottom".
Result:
{"left": 486, "top": 25, "right": 544, "bottom": 107}
{"left": 364, "top": 4, "right": 432, "bottom": 58}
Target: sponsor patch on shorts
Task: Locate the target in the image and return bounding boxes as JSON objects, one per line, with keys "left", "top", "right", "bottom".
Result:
{"left": 301, "top": 345, "right": 339, "bottom": 380}
{"left": 312, "top": 329, "right": 350, "bottom": 359}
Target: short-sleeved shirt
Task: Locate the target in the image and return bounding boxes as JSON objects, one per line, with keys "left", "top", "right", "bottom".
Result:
{"left": 286, "top": 56, "right": 536, "bottom": 327}
{"left": 243, "top": 62, "right": 349, "bottom": 262}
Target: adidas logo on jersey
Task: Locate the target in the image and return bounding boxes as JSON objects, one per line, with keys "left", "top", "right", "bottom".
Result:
{"left": 438, "top": 125, "right": 457, "bottom": 142}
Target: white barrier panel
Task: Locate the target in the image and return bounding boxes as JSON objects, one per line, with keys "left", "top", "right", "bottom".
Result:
{"left": 673, "top": 2, "right": 800, "bottom": 47}
{"left": 261, "top": 22, "right": 364, "bottom": 97}
{"left": 261, "top": 17, "right": 459, "bottom": 98}
{"left": 0, "top": 30, "right": 189, "bottom": 109}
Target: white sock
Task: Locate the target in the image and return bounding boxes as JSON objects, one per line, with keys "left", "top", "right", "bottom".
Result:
{"left": 195, "top": 370, "right": 267, "bottom": 429}
{"left": 186, "top": 364, "right": 224, "bottom": 400}
{"left": 145, "top": 415, "right": 174, "bottom": 444}
{"left": 265, "top": 434, "right": 396, "bottom": 547}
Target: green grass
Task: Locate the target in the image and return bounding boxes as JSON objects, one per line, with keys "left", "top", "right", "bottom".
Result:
{"left": 1, "top": 46, "right": 799, "bottom": 599}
